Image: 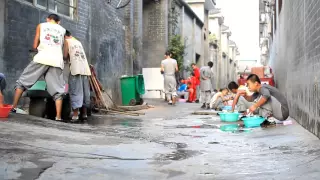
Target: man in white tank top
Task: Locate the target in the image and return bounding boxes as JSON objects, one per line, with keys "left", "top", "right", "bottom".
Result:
{"left": 161, "top": 51, "right": 178, "bottom": 105}
{"left": 12, "top": 14, "right": 66, "bottom": 121}
{"left": 63, "top": 30, "right": 91, "bottom": 122}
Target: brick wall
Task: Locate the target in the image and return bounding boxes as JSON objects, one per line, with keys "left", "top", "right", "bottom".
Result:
{"left": 2, "top": 0, "right": 136, "bottom": 104}
{"left": 271, "top": 0, "right": 320, "bottom": 137}
{"left": 142, "top": 0, "right": 168, "bottom": 68}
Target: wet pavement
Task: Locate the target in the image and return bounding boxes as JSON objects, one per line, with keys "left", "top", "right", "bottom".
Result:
{"left": 1, "top": 99, "right": 320, "bottom": 179}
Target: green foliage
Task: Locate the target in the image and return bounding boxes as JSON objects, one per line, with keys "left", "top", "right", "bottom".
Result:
{"left": 168, "top": 35, "right": 185, "bottom": 72}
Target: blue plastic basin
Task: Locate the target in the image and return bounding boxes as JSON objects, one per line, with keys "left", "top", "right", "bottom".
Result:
{"left": 219, "top": 112, "right": 240, "bottom": 122}
{"left": 242, "top": 116, "right": 266, "bottom": 128}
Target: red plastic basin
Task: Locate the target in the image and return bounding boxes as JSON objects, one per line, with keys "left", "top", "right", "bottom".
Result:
{"left": 0, "top": 105, "right": 12, "bottom": 118}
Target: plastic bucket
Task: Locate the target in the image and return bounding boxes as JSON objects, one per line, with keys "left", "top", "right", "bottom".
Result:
{"left": 242, "top": 116, "right": 265, "bottom": 128}
{"left": 0, "top": 105, "right": 12, "bottom": 118}
{"left": 219, "top": 112, "right": 240, "bottom": 122}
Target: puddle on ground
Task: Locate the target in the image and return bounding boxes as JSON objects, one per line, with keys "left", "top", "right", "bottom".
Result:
{"left": 165, "top": 124, "right": 219, "bottom": 129}
{"left": 179, "top": 133, "right": 207, "bottom": 138}
{"left": 156, "top": 141, "right": 188, "bottom": 149}
{"left": 154, "top": 150, "right": 203, "bottom": 161}
{"left": 219, "top": 124, "right": 252, "bottom": 133}
{"left": 208, "top": 141, "right": 220, "bottom": 144}
{"left": 87, "top": 117, "right": 142, "bottom": 127}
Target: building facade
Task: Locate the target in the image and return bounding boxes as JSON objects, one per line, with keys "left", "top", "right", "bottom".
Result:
{"left": 208, "top": 9, "right": 239, "bottom": 89}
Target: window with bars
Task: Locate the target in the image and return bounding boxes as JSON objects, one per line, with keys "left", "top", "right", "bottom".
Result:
{"left": 20, "top": 0, "right": 76, "bottom": 18}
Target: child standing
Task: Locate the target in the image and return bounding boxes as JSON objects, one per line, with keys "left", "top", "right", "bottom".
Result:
{"left": 12, "top": 14, "right": 66, "bottom": 121}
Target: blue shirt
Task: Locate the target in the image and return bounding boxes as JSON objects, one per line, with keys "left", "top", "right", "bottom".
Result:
{"left": 178, "top": 84, "right": 187, "bottom": 92}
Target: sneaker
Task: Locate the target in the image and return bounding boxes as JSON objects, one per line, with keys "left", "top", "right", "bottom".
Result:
{"left": 11, "top": 108, "right": 17, "bottom": 113}
{"left": 82, "top": 115, "right": 88, "bottom": 121}
{"left": 71, "top": 116, "right": 79, "bottom": 123}
{"left": 201, "top": 104, "right": 206, "bottom": 109}
{"left": 186, "top": 100, "right": 192, "bottom": 103}
{"left": 195, "top": 100, "right": 200, "bottom": 103}
{"left": 168, "top": 100, "right": 173, "bottom": 105}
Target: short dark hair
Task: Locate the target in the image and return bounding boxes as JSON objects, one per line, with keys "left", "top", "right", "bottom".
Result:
{"left": 47, "top": 14, "right": 60, "bottom": 22}
{"left": 65, "top": 30, "right": 71, "bottom": 37}
{"left": 179, "top": 78, "right": 184, "bottom": 81}
{"left": 191, "top": 63, "right": 196, "bottom": 66}
{"left": 208, "top": 61, "right": 213, "bottom": 68}
{"left": 228, "top": 81, "right": 239, "bottom": 90}
{"left": 247, "top": 74, "right": 261, "bottom": 84}
{"left": 165, "top": 51, "right": 171, "bottom": 56}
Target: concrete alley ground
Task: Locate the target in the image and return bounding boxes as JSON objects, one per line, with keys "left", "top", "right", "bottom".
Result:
{"left": 1, "top": 99, "right": 320, "bottom": 180}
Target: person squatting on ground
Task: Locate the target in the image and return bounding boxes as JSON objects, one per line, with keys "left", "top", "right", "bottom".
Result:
{"left": 161, "top": 51, "right": 179, "bottom": 105}
{"left": 200, "top": 61, "right": 214, "bottom": 109}
{"left": 231, "top": 74, "right": 289, "bottom": 122}
{"left": 12, "top": 14, "right": 66, "bottom": 121}
{"left": 63, "top": 30, "right": 91, "bottom": 123}
{"left": 191, "top": 63, "right": 200, "bottom": 103}
{"left": 177, "top": 78, "right": 188, "bottom": 100}
{"left": 209, "top": 88, "right": 231, "bottom": 110}
{"left": 0, "top": 73, "right": 6, "bottom": 107}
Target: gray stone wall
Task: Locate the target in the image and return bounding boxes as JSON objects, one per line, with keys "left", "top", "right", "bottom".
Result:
{"left": 270, "top": 0, "right": 320, "bottom": 137}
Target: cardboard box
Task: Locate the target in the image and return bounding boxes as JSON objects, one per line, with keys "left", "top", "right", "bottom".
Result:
{"left": 251, "top": 67, "right": 264, "bottom": 78}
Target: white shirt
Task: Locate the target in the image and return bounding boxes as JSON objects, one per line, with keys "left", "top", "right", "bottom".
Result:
{"left": 66, "top": 37, "right": 91, "bottom": 76}
{"left": 33, "top": 22, "right": 66, "bottom": 69}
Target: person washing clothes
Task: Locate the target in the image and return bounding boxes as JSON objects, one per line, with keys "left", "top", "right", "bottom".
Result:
{"left": 0, "top": 73, "right": 6, "bottom": 107}
{"left": 200, "top": 61, "right": 214, "bottom": 109}
{"left": 231, "top": 74, "right": 289, "bottom": 123}
{"left": 209, "top": 88, "right": 230, "bottom": 110}
{"left": 63, "top": 30, "right": 91, "bottom": 123}
{"left": 12, "top": 14, "right": 66, "bottom": 121}
{"left": 228, "top": 81, "right": 253, "bottom": 112}
{"left": 161, "top": 51, "right": 179, "bottom": 105}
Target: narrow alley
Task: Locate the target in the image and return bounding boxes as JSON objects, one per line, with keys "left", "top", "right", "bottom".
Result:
{"left": 1, "top": 100, "right": 320, "bottom": 180}
{"left": 1, "top": 0, "right": 320, "bottom": 179}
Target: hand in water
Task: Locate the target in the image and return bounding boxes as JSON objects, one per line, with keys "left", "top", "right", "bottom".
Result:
{"left": 248, "top": 105, "right": 257, "bottom": 114}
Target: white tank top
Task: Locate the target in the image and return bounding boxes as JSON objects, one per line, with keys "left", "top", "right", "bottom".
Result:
{"left": 66, "top": 38, "right": 91, "bottom": 76}
{"left": 33, "top": 22, "right": 66, "bottom": 69}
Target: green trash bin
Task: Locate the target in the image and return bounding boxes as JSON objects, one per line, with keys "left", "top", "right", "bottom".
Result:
{"left": 120, "top": 75, "right": 145, "bottom": 106}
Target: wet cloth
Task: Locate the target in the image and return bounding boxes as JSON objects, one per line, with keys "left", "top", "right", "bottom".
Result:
{"left": 16, "top": 61, "right": 65, "bottom": 101}
{"left": 69, "top": 75, "right": 90, "bottom": 109}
